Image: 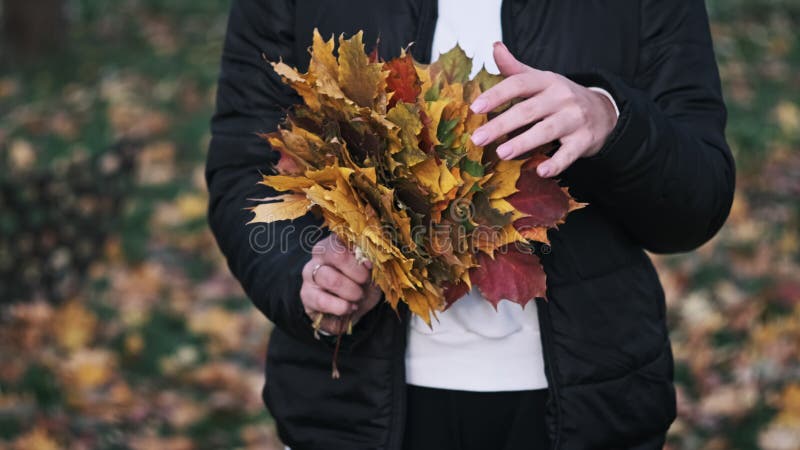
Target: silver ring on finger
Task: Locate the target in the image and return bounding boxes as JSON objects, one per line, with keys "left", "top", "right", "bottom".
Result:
{"left": 311, "top": 263, "right": 325, "bottom": 285}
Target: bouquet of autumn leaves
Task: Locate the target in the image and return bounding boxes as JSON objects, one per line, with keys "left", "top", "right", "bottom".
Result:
{"left": 249, "top": 30, "right": 583, "bottom": 331}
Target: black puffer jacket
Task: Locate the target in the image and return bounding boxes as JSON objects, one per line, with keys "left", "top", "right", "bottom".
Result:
{"left": 206, "top": 1, "right": 735, "bottom": 448}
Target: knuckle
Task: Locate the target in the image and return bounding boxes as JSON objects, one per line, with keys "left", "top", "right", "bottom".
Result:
{"left": 543, "top": 71, "right": 560, "bottom": 85}
{"left": 336, "top": 277, "right": 356, "bottom": 298}
{"left": 539, "top": 121, "right": 556, "bottom": 139}
{"left": 317, "top": 297, "right": 334, "bottom": 314}
{"left": 300, "top": 285, "right": 311, "bottom": 302}
{"left": 353, "top": 267, "right": 370, "bottom": 284}
{"left": 346, "top": 285, "right": 365, "bottom": 301}
{"left": 509, "top": 75, "right": 527, "bottom": 94}
{"left": 551, "top": 151, "right": 570, "bottom": 168}
{"left": 563, "top": 87, "right": 576, "bottom": 102}
{"left": 576, "top": 102, "right": 590, "bottom": 122}
{"left": 575, "top": 138, "right": 591, "bottom": 157}
{"left": 545, "top": 84, "right": 561, "bottom": 101}
{"left": 328, "top": 235, "right": 347, "bottom": 252}
{"left": 520, "top": 100, "right": 537, "bottom": 118}
{"left": 584, "top": 130, "right": 598, "bottom": 149}
{"left": 319, "top": 295, "right": 346, "bottom": 315}
{"left": 317, "top": 296, "right": 332, "bottom": 313}
{"left": 334, "top": 299, "right": 351, "bottom": 315}
{"left": 314, "top": 267, "right": 329, "bottom": 286}
{"left": 312, "top": 242, "right": 326, "bottom": 255}
{"left": 568, "top": 104, "right": 585, "bottom": 123}
{"left": 326, "top": 270, "right": 343, "bottom": 290}
{"left": 567, "top": 136, "right": 590, "bottom": 156}
{"left": 326, "top": 247, "right": 346, "bottom": 264}
{"left": 569, "top": 134, "right": 589, "bottom": 152}
{"left": 553, "top": 84, "right": 573, "bottom": 102}
{"left": 342, "top": 252, "right": 357, "bottom": 265}
{"left": 574, "top": 128, "right": 593, "bottom": 146}
{"left": 302, "top": 287, "right": 320, "bottom": 310}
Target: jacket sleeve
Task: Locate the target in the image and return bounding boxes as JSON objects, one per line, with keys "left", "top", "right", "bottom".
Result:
{"left": 567, "top": 0, "right": 736, "bottom": 254}
{"left": 206, "top": 0, "right": 329, "bottom": 346}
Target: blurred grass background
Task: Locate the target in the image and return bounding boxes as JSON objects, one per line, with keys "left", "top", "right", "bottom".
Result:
{"left": 0, "top": 1, "right": 798, "bottom": 449}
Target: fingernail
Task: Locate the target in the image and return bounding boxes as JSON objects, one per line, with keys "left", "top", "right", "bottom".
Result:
{"left": 471, "top": 129, "right": 488, "bottom": 146}
{"left": 470, "top": 98, "right": 488, "bottom": 113}
{"left": 496, "top": 144, "right": 512, "bottom": 159}
{"left": 363, "top": 260, "right": 372, "bottom": 269}
{"left": 538, "top": 164, "right": 551, "bottom": 178}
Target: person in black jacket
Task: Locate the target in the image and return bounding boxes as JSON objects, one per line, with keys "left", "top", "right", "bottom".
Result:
{"left": 206, "top": 1, "right": 735, "bottom": 449}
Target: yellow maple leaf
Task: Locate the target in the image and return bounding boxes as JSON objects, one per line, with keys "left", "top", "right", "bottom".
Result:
{"left": 272, "top": 60, "right": 320, "bottom": 111}
{"left": 247, "top": 194, "right": 312, "bottom": 223}
{"left": 310, "top": 29, "right": 339, "bottom": 85}
{"left": 484, "top": 159, "right": 524, "bottom": 199}
{"left": 260, "top": 174, "right": 315, "bottom": 192}
{"left": 411, "top": 157, "right": 461, "bottom": 202}
{"left": 337, "top": 31, "right": 387, "bottom": 109}
{"left": 423, "top": 99, "right": 448, "bottom": 146}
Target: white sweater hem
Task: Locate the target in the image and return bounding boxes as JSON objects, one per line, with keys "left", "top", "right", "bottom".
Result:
{"left": 405, "top": 325, "right": 549, "bottom": 392}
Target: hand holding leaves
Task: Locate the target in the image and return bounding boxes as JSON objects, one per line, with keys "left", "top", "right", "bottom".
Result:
{"left": 300, "top": 234, "right": 381, "bottom": 335}
{"left": 470, "top": 42, "right": 619, "bottom": 177}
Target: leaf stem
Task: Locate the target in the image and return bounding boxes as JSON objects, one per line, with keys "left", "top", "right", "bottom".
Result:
{"left": 331, "top": 313, "right": 353, "bottom": 379}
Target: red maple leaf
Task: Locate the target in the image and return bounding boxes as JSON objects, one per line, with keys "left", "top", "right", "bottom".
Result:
{"left": 442, "top": 280, "right": 470, "bottom": 309}
{"left": 384, "top": 53, "right": 421, "bottom": 108}
{"left": 508, "top": 157, "right": 570, "bottom": 230}
{"left": 470, "top": 247, "right": 547, "bottom": 307}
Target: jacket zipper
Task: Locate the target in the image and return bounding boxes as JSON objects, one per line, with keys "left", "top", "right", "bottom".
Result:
{"left": 502, "top": 0, "right": 563, "bottom": 445}
{"left": 388, "top": 305, "right": 410, "bottom": 450}
{"left": 389, "top": 1, "right": 437, "bottom": 446}
{"left": 537, "top": 298, "right": 563, "bottom": 449}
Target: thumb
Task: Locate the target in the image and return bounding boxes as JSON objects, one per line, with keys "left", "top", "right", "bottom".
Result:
{"left": 493, "top": 41, "right": 529, "bottom": 76}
